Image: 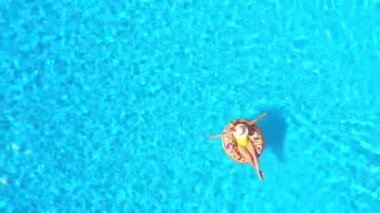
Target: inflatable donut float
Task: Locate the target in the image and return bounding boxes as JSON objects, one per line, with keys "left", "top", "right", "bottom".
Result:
{"left": 222, "top": 119, "right": 265, "bottom": 163}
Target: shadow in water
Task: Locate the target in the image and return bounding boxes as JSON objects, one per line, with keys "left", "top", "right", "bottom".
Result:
{"left": 255, "top": 108, "right": 287, "bottom": 161}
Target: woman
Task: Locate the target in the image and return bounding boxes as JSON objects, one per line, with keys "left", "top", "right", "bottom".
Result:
{"left": 208, "top": 112, "right": 267, "bottom": 180}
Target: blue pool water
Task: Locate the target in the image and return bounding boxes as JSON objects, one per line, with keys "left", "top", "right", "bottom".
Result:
{"left": 1, "top": 0, "right": 380, "bottom": 212}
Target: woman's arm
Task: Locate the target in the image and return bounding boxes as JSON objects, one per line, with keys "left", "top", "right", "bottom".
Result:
{"left": 248, "top": 112, "right": 267, "bottom": 125}
{"left": 208, "top": 130, "right": 233, "bottom": 140}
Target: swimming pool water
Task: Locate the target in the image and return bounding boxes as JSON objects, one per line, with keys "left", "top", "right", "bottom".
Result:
{"left": 1, "top": 0, "right": 380, "bottom": 212}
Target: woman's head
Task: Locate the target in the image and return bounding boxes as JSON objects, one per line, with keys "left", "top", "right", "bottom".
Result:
{"left": 233, "top": 124, "right": 249, "bottom": 137}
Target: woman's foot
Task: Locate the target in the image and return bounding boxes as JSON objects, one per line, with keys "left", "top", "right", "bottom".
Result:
{"left": 257, "top": 170, "right": 264, "bottom": 181}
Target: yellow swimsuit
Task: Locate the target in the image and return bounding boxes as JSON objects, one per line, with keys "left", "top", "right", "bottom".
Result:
{"left": 234, "top": 135, "right": 249, "bottom": 147}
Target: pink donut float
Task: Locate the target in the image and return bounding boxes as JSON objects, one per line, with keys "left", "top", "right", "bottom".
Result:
{"left": 222, "top": 119, "right": 265, "bottom": 163}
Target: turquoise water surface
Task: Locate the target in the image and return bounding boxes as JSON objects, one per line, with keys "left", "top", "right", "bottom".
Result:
{"left": 1, "top": 0, "right": 380, "bottom": 212}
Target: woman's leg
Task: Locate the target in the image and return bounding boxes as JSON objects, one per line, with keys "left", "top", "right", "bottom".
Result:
{"left": 247, "top": 141, "right": 263, "bottom": 180}
{"left": 237, "top": 145, "right": 256, "bottom": 171}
